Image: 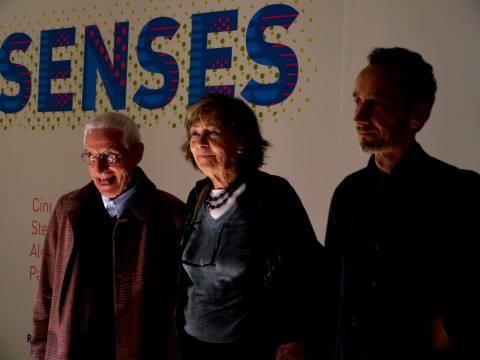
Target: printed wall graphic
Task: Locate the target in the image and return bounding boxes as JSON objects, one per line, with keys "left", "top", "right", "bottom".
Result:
{"left": 1, "top": 1, "right": 319, "bottom": 130}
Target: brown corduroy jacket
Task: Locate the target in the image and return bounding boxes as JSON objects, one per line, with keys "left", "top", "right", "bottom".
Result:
{"left": 31, "top": 167, "right": 184, "bottom": 360}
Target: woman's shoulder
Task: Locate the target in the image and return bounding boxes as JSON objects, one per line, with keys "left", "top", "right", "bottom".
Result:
{"left": 247, "top": 170, "right": 291, "bottom": 188}
{"left": 245, "top": 170, "right": 300, "bottom": 205}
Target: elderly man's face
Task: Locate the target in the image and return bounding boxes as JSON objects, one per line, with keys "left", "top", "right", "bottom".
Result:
{"left": 84, "top": 128, "right": 142, "bottom": 199}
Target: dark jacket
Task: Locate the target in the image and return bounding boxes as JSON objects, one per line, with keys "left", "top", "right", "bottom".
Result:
{"left": 177, "top": 170, "right": 324, "bottom": 354}
{"left": 31, "top": 167, "right": 184, "bottom": 360}
{"left": 324, "top": 143, "right": 480, "bottom": 360}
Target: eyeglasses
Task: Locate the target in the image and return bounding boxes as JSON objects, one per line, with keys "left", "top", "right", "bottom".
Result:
{"left": 80, "top": 151, "right": 122, "bottom": 165}
{"left": 180, "top": 221, "right": 229, "bottom": 267}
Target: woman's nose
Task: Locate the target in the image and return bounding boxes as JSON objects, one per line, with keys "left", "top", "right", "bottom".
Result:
{"left": 198, "top": 133, "right": 209, "bottom": 146}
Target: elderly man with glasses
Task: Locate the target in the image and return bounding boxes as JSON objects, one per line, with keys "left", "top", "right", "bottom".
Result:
{"left": 31, "top": 111, "right": 185, "bottom": 360}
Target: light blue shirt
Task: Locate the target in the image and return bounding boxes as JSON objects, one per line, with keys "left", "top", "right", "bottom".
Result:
{"left": 101, "top": 178, "right": 138, "bottom": 218}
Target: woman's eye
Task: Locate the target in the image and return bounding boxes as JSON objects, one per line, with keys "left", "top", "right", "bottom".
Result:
{"left": 208, "top": 128, "right": 222, "bottom": 136}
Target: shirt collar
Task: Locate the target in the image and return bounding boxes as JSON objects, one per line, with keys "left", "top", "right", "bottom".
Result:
{"left": 101, "top": 177, "right": 139, "bottom": 218}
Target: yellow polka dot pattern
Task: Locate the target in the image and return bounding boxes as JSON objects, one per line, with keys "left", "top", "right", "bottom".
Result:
{"left": 0, "top": 0, "right": 318, "bottom": 131}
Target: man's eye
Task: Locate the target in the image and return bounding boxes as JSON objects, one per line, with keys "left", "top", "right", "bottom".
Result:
{"left": 102, "top": 153, "right": 120, "bottom": 164}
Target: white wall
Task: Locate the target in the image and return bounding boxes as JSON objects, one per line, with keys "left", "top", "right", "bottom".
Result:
{"left": 1, "top": 1, "right": 479, "bottom": 358}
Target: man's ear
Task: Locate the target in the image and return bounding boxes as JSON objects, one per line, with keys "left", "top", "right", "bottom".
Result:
{"left": 133, "top": 142, "right": 145, "bottom": 163}
{"left": 410, "top": 103, "right": 432, "bottom": 131}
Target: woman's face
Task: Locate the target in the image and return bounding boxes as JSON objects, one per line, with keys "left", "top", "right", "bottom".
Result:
{"left": 189, "top": 117, "right": 243, "bottom": 183}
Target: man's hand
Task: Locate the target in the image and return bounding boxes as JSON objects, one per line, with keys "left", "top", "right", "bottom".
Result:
{"left": 276, "top": 341, "right": 306, "bottom": 360}
{"left": 431, "top": 316, "right": 451, "bottom": 351}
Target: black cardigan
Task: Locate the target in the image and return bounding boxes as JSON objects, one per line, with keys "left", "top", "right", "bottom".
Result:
{"left": 177, "top": 170, "right": 325, "bottom": 353}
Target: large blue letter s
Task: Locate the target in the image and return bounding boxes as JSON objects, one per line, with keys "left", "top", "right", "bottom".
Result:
{"left": 134, "top": 17, "right": 180, "bottom": 109}
{"left": 0, "top": 33, "right": 32, "bottom": 114}
{"left": 241, "top": 4, "right": 299, "bottom": 106}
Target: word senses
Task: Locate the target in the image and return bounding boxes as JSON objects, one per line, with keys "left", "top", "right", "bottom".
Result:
{"left": 0, "top": 4, "right": 299, "bottom": 114}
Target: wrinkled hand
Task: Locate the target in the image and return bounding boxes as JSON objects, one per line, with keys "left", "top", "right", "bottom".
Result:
{"left": 276, "top": 342, "right": 306, "bottom": 360}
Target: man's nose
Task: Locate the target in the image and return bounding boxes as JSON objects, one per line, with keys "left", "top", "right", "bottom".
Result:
{"left": 354, "top": 103, "right": 370, "bottom": 123}
{"left": 93, "top": 157, "right": 110, "bottom": 170}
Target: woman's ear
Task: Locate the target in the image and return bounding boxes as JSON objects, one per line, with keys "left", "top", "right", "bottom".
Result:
{"left": 237, "top": 137, "right": 246, "bottom": 154}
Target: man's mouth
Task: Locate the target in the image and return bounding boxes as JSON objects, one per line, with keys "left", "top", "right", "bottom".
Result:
{"left": 357, "top": 127, "right": 377, "bottom": 137}
{"left": 99, "top": 176, "right": 114, "bottom": 185}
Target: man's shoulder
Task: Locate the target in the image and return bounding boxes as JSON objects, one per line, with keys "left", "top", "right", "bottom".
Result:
{"left": 247, "top": 169, "right": 292, "bottom": 190}
{"left": 57, "top": 182, "right": 95, "bottom": 202}
{"left": 136, "top": 167, "right": 185, "bottom": 207}
{"left": 336, "top": 166, "right": 371, "bottom": 190}
{"left": 153, "top": 188, "right": 185, "bottom": 208}
{"left": 424, "top": 154, "right": 480, "bottom": 185}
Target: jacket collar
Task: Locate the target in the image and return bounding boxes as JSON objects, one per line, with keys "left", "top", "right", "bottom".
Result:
{"left": 70, "top": 166, "right": 156, "bottom": 220}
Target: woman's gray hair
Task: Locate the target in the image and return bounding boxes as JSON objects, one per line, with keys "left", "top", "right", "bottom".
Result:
{"left": 83, "top": 112, "right": 141, "bottom": 148}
